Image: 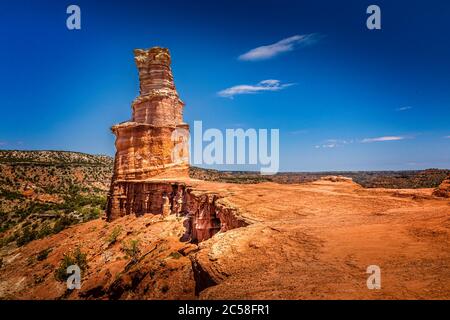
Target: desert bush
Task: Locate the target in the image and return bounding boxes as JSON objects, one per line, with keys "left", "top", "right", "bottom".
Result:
{"left": 0, "top": 188, "right": 24, "bottom": 200}
{"left": 54, "top": 247, "right": 88, "bottom": 282}
{"left": 168, "top": 251, "right": 182, "bottom": 259}
{"left": 121, "top": 239, "right": 141, "bottom": 263}
{"left": 16, "top": 226, "right": 38, "bottom": 246}
{"left": 82, "top": 207, "right": 101, "bottom": 221}
{"left": 107, "top": 226, "right": 122, "bottom": 246}
{"left": 37, "top": 248, "right": 52, "bottom": 261}
{"left": 37, "top": 223, "right": 53, "bottom": 239}
{"left": 52, "top": 216, "right": 76, "bottom": 234}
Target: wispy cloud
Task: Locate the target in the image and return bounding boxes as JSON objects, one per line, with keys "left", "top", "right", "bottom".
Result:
{"left": 316, "top": 136, "right": 411, "bottom": 148}
{"left": 315, "top": 143, "right": 337, "bottom": 149}
{"left": 218, "top": 79, "right": 294, "bottom": 98}
{"left": 362, "top": 136, "right": 406, "bottom": 143}
{"left": 238, "top": 34, "right": 320, "bottom": 61}
{"left": 444, "top": 136, "right": 450, "bottom": 139}
{"left": 315, "top": 139, "right": 354, "bottom": 149}
{"left": 396, "top": 106, "right": 412, "bottom": 111}
{"left": 0, "top": 141, "right": 7, "bottom": 146}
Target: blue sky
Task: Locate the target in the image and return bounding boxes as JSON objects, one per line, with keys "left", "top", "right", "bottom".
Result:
{"left": 0, "top": 0, "right": 449, "bottom": 171}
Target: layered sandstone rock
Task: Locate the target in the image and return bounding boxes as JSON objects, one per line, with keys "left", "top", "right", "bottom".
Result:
{"left": 111, "top": 47, "right": 189, "bottom": 182}
{"left": 105, "top": 47, "right": 248, "bottom": 242}
{"left": 106, "top": 47, "right": 189, "bottom": 221}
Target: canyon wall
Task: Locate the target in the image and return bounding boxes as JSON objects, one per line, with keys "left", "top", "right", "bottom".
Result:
{"left": 108, "top": 180, "right": 248, "bottom": 242}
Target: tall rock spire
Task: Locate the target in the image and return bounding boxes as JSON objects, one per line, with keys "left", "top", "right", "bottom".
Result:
{"left": 106, "top": 47, "right": 190, "bottom": 220}
{"left": 131, "top": 48, "right": 185, "bottom": 126}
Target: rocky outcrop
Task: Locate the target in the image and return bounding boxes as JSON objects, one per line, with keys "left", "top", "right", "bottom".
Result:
{"left": 320, "top": 175, "right": 353, "bottom": 183}
{"left": 184, "top": 190, "right": 249, "bottom": 243}
{"left": 433, "top": 176, "right": 450, "bottom": 198}
{"left": 107, "top": 179, "right": 248, "bottom": 242}
{"left": 107, "top": 181, "right": 187, "bottom": 220}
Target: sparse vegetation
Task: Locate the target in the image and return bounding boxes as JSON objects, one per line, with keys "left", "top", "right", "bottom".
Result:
{"left": 0, "top": 188, "right": 24, "bottom": 200}
{"left": 0, "top": 150, "right": 112, "bottom": 248}
{"left": 54, "top": 247, "right": 88, "bottom": 282}
{"left": 36, "top": 248, "right": 52, "bottom": 261}
{"left": 122, "top": 239, "right": 141, "bottom": 263}
{"left": 168, "top": 251, "right": 182, "bottom": 259}
{"left": 16, "top": 226, "right": 38, "bottom": 246}
{"left": 107, "top": 226, "right": 122, "bottom": 246}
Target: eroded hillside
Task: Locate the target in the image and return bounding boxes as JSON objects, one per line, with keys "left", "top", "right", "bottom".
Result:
{"left": 0, "top": 150, "right": 113, "bottom": 249}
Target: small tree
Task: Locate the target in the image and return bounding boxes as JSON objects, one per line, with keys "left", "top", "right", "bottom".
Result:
{"left": 121, "top": 239, "right": 141, "bottom": 263}
{"left": 54, "top": 247, "right": 88, "bottom": 282}
{"left": 107, "top": 226, "right": 122, "bottom": 246}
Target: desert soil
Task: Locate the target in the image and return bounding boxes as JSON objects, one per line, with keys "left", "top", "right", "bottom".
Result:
{"left": 0, "top": 179, "right": 449, "bottom": 299}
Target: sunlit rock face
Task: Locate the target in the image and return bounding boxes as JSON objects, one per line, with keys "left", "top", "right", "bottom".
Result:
{"left": 132, "top": 48, "right": 185, "bottom": 127}
{"left": 106, "top": 47, "right": 189, "bottom": 221}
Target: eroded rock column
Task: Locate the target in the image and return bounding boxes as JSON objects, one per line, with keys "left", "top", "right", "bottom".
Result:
{"left": 106, "top": 47, "right": 189, "bottom": 220}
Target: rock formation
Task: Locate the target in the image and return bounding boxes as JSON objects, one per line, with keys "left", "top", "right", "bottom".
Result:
{"left": 105, "top": 47, "right": 249, "bottom": 243}
{"left": 433, "top": 176, "right": 450, "bottom": 198}
{"left": 106, "top": 47, "right": 190, "bottom": 221}
{"left": 319, "top": 175, "right": 353, "bottom": 183}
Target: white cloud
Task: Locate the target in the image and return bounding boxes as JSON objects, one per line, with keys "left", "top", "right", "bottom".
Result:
{"left": 396, "top": 106, "right": 412, "bottom": 111}
{"left": 315, "top": 139, "right": 353, "bottom": 149}
{"left": 238, "top": 34, "right": 319, "bottom": 61}
{"left": 316, "top": 136, "right": 411, "bottom": 148}
{"left": 319, "top": 143, "right": 337, "bottom": 148}
{"left": 362, "top": 136, "right": 406, "bottom": 143}
{"left": 218, "top": 79, "right": 294, "bottom": 98}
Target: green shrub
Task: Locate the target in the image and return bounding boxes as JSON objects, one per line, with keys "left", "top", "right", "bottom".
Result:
{"left": 37, "top": 223, "right": 53, "bottom": 239}
{"left": 121, "top": 239, "right": 141, "bottom": 263}
{"left": 83, "top": 207, "right": 101, "bottom": 221}
{"left": 16, "top": 226, "right": 38, "bottom": 246}
{"left": 37, "top": 248, "right": 52, "bottom": 261}
{"left": 54, "top": 247, "right": 88, "bottom": 282}
{"left": 52, "top": 216, "right": 76, "bottom": 234}
{"left": 0, "top": 188, "right": 25, "bottom": 200}
{"left": 107, "top": 226, "right": 122, "bottom": 246}
{"left": 168, "top": 252, "right": 182, "bottom": 259}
